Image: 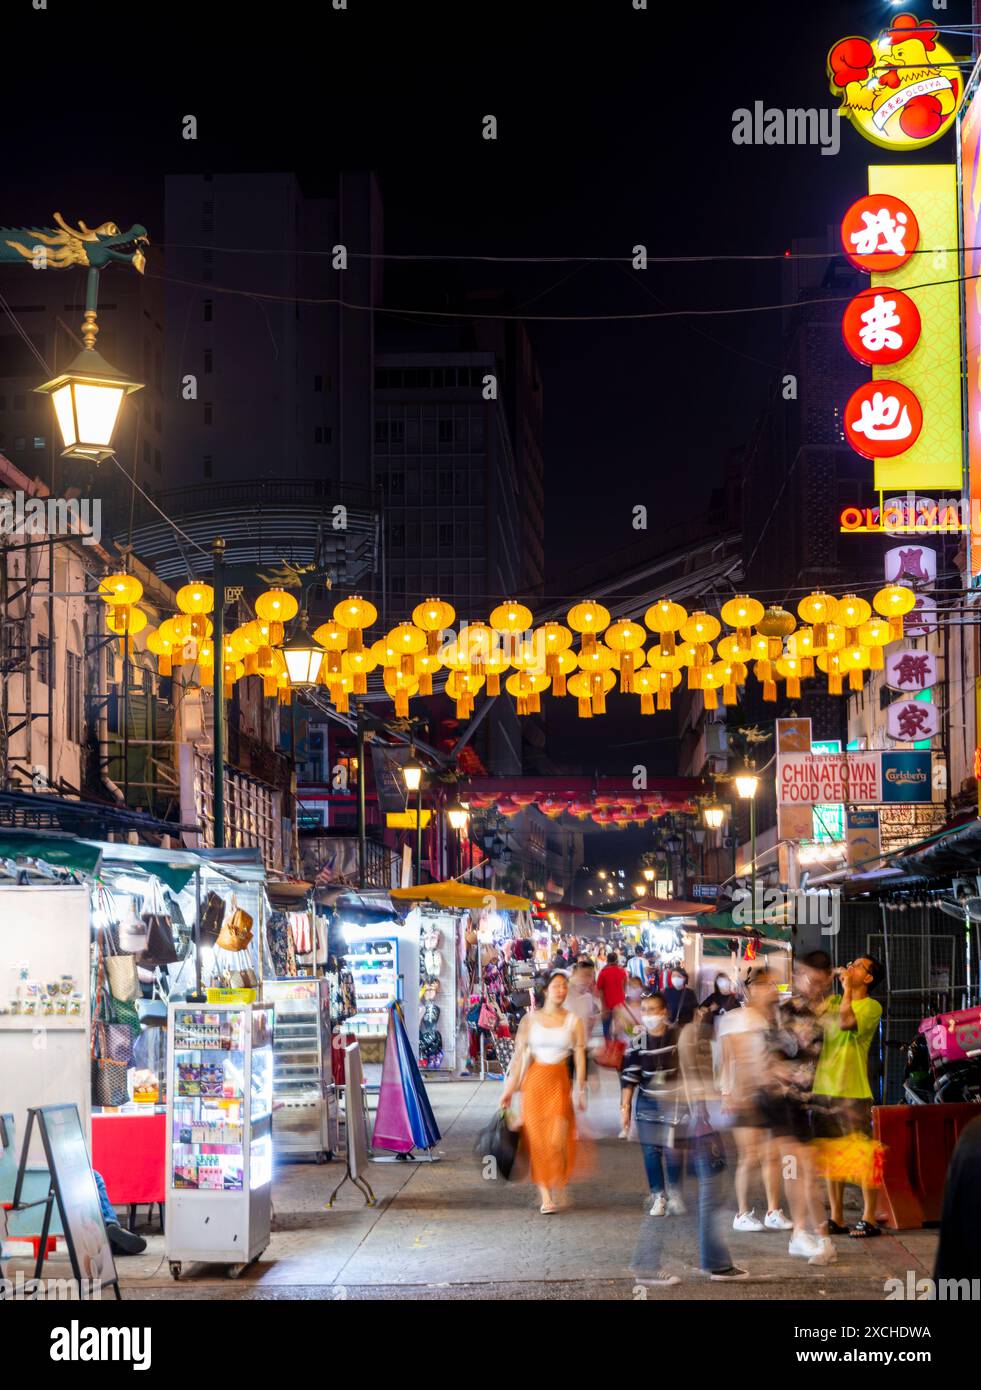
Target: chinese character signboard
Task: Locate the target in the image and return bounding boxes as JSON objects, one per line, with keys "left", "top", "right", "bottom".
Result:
{"left": 886, "top": 699, "right": 939, "bottom": 742}
{"left": 959, "top": 74, "right": 981, "bottom": 579}
{"left": 885, "top": 648, "right": 938, "bottom": 691}
{"left": 828, "top": 15, "right": 963, "bottom": 151}
{"left": 866, "top": 165, "right": 962, "bottom": 492}
{"left": 841, "top": 286, "right": 921, "bottom": 367}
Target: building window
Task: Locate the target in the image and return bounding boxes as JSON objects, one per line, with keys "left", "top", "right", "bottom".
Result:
{"left": 203, "top": 300, "right": 213, "bottom": 322}
{"left": 204, "top": 349, "right": 213, "bottom": 374}
{"left": 155, "top": 449, "right": 162, "bottom": 474}
{"left": 33, "top": 436, "right": 45, "bottom": 449}
{"left": 204, "top": 402, "right": 213, "bottom": 426}
{"left": 389, "top": 419, "right": 405, "bottom": 444}
{"left": 36, "top": 634, "right": 52, "bottom": 686}
{"left": 315, "top": 426, "right": 332, "bottom": 445}
{"left": 66, "top": 652, "right": 83, "bottom": 744}
{"left": 313, "top": 374, "right": 323, "bottom": 392}
{"left": 438, "top": 419, "right": 453, "bottom": 444}
{"left": 438, "top": 523, "right": 453, "bottom": 548}
{"left": 375, "top": 420, "right": 388, "bottom": 444}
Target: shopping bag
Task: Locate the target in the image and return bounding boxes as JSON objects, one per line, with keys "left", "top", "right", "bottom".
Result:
{"left": 198, "top": 890, "right": 226, "bottom": 947}
{"left": 138, "top": 880, "right": 179, "bottom": 966}
{"left": 473, "top": 1108, "right": 523, "bottom": 1181}
{"left": 94, "top": 1058, "right": 129, "bottom": 1108}
{"left": 105, "top": 952, "right": 140, "bottom": 1002}
{"left": 217, "top": 906, "right": 253, "bottom": 952}
{"left": 94, "top": 1021, "right": 137, "bottom": 1065}
{"left": 594, "top": 1038, "right": 627, "bottom": 1069}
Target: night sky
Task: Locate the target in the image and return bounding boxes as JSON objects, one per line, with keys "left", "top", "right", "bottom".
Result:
{"left": 9, "top": 1, "right": 971, "bottom": 566}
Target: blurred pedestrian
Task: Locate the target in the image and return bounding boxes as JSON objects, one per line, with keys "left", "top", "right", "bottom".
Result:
{"left": 718, "top": 968, "right": 793, "bottom": 1234}
{"left": 663, "top": 965, "right": 699, "bottom": 1027}
{"left": 811, "top": 956, "right": 885, "bottom": 1238}
{"left": 501, "top": 969, "right": 587, "bottom": 1214}
{"left": 597, "top": 950, "right": 628, "bottom": 1040}
{"left": 620, "top": 992, "right": 684, "bottom": 1212}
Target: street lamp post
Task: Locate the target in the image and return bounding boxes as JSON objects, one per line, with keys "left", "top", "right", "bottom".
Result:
{"left": 212, "top": 538, "right": 226, "bottom": 848}
{"left": 735, "top": 771, "right": 759, "bottom": 930}
{"left": 403, "top": 754, "right": 423, "bottom": 885}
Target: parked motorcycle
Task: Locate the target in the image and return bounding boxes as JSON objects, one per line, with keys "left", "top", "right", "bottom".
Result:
{"left": 903, "top": 1006, "right": 981, "bottom": 1104}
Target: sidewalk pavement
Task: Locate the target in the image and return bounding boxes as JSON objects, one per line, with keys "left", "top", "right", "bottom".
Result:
{"left": 118, "top": 1071, "right": 938, "bottom": 1300}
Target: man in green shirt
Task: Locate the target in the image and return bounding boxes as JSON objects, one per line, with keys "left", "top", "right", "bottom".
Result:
{"left": 810, "top": 956, "right": 884, "bottom": 1238}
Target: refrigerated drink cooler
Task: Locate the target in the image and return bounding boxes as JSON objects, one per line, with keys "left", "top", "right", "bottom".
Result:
{"left": 264, "top": 978, "right": 338, "bottom": 1163}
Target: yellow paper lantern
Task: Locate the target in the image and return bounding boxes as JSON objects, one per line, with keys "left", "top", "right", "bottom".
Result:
{"left": 720, "top": 595, "right": 764, "bottom": 640}
{"left": 835, "top": 593, "right": 872, "bottom": 638}
{"left": 106, "top": 605, "right": 147, "bottom": 637}
{"left": 343, "top": 646, "right": 379, "bottom": 694}
{"left": 756, "top": 605, "right": 796, "bottom": 659}
{"left": 314, "top": 620, "right": 349, "bottom": 676}
{"left": 797, "top": 591, "right": 836, "bottom": 649}
{"left": 775, "top": 654, "right": 803, "bottom": 699}
{"left": 644, "top": 599, "right": 688, "bottom": 657}
{"left": 176, "top": 581, "right": 214, "bottom": 616}
{"left": 841, "top": 642, "right": 868, "bottom": 692}
{"left": 255, "top": 587, "right": 299, "bottom": 625}
{"left": 145, "top": 627, "right": 172, "bottom": 676}
{"left": 505, "top": 669, "right": 549, "bottom": 717}
{"left": 444, "top": 669, "right": 484, "bottom": 721}
{"left": 873, "top": 584, "right": 916, "bottom": 641}
{"left": 386, "top": 622, "right": 427, "bottom": 676}
{"left": 490, "top": 600, "right": 533, "bottom": 635}
{"left": 98, "top": 572, "right": 143, "bottom": 608}
{"left": 567, "top": 668, "right": 616, "bottom": 718}
{"left": 816, "top": 650, "right": 844, "bottom": 696}
{"left": 457, "top": 620, "right": 495, "bottom": 678}
{"left": 548, "top": 648, "right": 578, "bottom": 698}
{"left": 382, "top": 665, "right": 420, "bottom": 718}
{"left": 717, "top": 633, "right": 754, "bottom": 662}
{"left": 567, "top": 599, "right": 610, "bottom": 654}
{"left": 604, "top": 619, "right": 646, "bottom": 693}
{"left": 413, "top": 597, "right": 456, "bottom": 654}
{"left": 333, "top": 595, "right": 377, "bottom": 653}
{"left": 858, "top": 618, "right": 890, "bottom": 671}
{"left": 415, "top": 648, "right": 444, "bottom": 696}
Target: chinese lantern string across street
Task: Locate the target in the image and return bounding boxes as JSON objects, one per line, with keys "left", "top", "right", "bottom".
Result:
{"left": 129, "top": 586, "right": 921, "bottom": 723}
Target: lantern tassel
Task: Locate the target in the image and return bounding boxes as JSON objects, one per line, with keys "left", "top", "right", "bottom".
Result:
{"left": 263, "top": 675, "right": 277, "bottom": 697}
{"left": 577, "top": 697, "right": 592, "bottom": 719}
{"left": 336, "top": 691, "right": 349, "bottom": 713}
{"left": 660, "top": 632, "right": 676, "bottom": 656}
{"left": 787, "top": 677, "right": 801, "bottom": 699}
{"left": 640, "top": 693, "right": 655, "bottom": 715}
{"left": 486, "top": 672, "right": 500, "bottom": 696}
{"left": 848, "top": 668, "right": 863, "bottom": 691}
{"left": 801, "top": 657, "right": 814, "bottom": 678}
{"left": 813, "top": 622, "right": 828, "bottom": 649}
{"left": 869, "top": 646, "right": 884, "bottom": 671}
{"left": 763, "top": 679, "right": 777, "bottom": 702}
{"left": 703, "top": 686, "right": 719, "bottom": 711}
{"left": 159, "top": 655, "right": 172, "bottom": 678}
{"left": 723, "top": 682, "right": 737, "bottom": 706}
{"left": 553, "top": 671, "right": 567, "bottom": 697}
{"left": 419, "top": 672, "right": 433, "bottom": 696}
{"left": 396, "top": 689, "right": 409, "bottom": 718}
{"left": 889, "top": 616, "right": 904, "bottom": 641}
{"left": 656, "top": 687, "right": 671, "bottom": 712}
{"left": 828, "top": 672, "right": 843, "bottom": 695}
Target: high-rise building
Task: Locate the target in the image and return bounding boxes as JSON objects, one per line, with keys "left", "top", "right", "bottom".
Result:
{"left": 163, "top": 170, "right": 381, "bottom": 488}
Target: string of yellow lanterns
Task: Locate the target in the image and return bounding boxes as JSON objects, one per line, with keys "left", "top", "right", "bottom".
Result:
{"left": 134, "top": 585, "right": 918, "bottom": 722}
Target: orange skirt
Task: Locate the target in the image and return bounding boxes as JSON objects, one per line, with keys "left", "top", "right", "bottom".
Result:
{"left": 522, "top": 1060, "right": 577, "bottom": 1189}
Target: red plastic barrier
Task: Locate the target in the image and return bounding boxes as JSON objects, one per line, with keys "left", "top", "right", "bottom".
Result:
{"left": 873, "top": 1103, "right": 980, "bottom": 1230}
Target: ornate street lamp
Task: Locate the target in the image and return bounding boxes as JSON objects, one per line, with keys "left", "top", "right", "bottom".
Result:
{"left": 36, "top": 341, "right": 143, "bottom": 463}
{"left": 281, "top": 612, "right": 323, "bottom": 687}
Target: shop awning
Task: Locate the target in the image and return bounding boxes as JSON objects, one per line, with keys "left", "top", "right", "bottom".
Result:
{"left": 0, "top": 833, "right": 102, "bottom": 875}
{"left": 592, "top": 897, "right": 715, "bottom": 922}
{"left": 697, "top": 909, "right": 790, "bottom": 942}
{"left": 895, "top": 816, "right": 981, "bottom": 879}
{"left": 391, "top": 880, "right": 531, "bottom": 911}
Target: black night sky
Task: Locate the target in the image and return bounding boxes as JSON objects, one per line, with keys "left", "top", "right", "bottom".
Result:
{"left": 9, "top": 0, "right": 969, "bottom": 567}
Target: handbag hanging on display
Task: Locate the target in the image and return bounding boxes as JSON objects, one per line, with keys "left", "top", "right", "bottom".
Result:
{"left": 116, "top": 895, "right": 148, "bottom": 957}
{"left": 198, "top": 890, "right": 226, "bottom": 947}
{"left": 94, "top": 1058, "right": 129, "bottom": 1108}
{"left": 99, "top": 890, "right": 141, "bottom": 1003}
{"left": 216, "top": 900, "right": 254, "bottom": 953}
{"left": 138, "top": 878, "right": 179, "bottom": 967}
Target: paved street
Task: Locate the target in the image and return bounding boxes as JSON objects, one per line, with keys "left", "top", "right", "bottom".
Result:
{"left": 121, "top": 1072, "right": 938, "bottom": 1301}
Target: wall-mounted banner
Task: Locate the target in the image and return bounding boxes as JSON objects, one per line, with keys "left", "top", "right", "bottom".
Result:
{"left": 959, "top": 74, "right": 981, "bottom": 580}
{"left": 886, "top": 699, "right": 939, "bottom": 742}
{"left": 884, "top": 542, "right": 936, "bottom": 586}
{"left": 867, "top": 164, "right": 962, "bottom": 492}
{"left": 777, "top": 749, "right": 933, "bottom": 805}
{"left": 828, "top": 16, "right": 963, "bottom": 151}
{"left": 847, "top": 809, "right": 882, "bottom": 869}
{"left": 885, "top": 647, "right": 938, "bottom": 691}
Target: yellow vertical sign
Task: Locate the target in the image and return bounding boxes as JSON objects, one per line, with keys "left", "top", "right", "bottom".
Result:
{"left": 869, "top": 164, "right": 963, "bottom": 491}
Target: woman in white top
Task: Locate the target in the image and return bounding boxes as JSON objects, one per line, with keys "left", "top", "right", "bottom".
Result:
{"left": 501, "top": 970, "right": 587, "bottom": 1213}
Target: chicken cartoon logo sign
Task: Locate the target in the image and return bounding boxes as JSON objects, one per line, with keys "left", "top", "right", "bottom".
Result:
{"left": 828, "top": 13, "right": 962, "bottom": 150}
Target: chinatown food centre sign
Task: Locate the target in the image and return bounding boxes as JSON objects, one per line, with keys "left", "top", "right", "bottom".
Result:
{"left": 777, "top": 749, "right": 933, "bottom": 806}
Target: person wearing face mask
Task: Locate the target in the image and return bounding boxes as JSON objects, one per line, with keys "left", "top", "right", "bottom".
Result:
{"left": 700, "top": 972, "right": 741, "bottom": 1022}
{"left": 663, "top": 966, "right": 698, "bottom": 1027}
{"left": 619, "top": 993, "right": 684, "bottom": 1215}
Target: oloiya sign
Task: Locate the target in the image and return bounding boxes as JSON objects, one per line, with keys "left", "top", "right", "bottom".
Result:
{"left": 828, "top": 13, "right": 963, "bottom": 151}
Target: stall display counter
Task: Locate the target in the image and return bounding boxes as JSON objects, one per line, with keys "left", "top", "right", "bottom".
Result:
{"left": 164, "top": 1003, "right": 273, "bottom": 1280}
